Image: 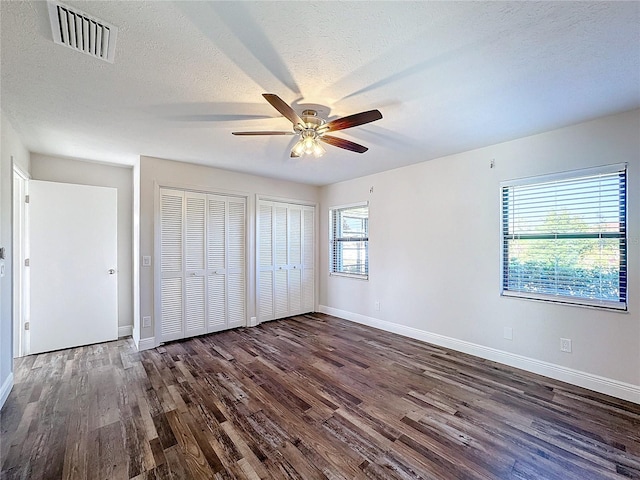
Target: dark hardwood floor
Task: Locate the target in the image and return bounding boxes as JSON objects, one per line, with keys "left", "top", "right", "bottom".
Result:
{"left": 2, "top": 313, "right": 639, "bottom": 479}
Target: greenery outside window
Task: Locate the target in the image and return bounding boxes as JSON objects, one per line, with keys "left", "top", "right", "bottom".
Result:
{"left": 501, "top": 164, "right": 627, "bottom": 310}
{"left": 330, "top": 203, "right": 369, "bottom": 279}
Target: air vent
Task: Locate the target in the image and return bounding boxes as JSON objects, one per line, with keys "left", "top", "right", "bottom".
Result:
{"left": 47, "top": 1, "right": 117, "bottom": 63}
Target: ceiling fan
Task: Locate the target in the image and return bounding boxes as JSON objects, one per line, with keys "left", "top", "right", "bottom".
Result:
{"left": 232, "top": 94, "right": 383, "bottom": 158}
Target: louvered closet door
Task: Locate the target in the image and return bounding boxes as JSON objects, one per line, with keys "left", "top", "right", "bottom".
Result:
{"left": 207, "top": 196, "right": 227, "bottom": 332}
{"left": 160, "top": 188, "right": 247, "bottom": 343}
{"left": 206, "top": 195, "right": 246, "bottom": 332}
{"left": 184, "top": 192, "right": 208, "bottom": 337}
{"left": 227, "top": 198, "right": 246, "bottom": 328}
{"left": 302, "top": 206, "right": 315, "bottom": 312}
{"left": 258, "top": 202, "right": 275, "bottom": 322}
{"left": 274, "top": 204, "right": 289, "bottom": 318}
{"left": 160, "top": 189, "right": 185, "bottom": 342}
{"left": 257, "top": 200, "right": 315, "bottom": 323}
{"left": 288, "top": 206, "right": 303, "bottom": 314}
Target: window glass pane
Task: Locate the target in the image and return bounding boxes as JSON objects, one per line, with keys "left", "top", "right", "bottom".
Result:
{"left": 330, "top": 204, "right": 369, "bottom": 278}
{"left": 501, "top": 167, "right": 626, "bottom": 309}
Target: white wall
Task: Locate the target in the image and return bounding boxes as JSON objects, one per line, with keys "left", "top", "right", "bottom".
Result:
{"left": 138, "top": 156, "right": 319, "bottom": 345}
{"left": 30, "top": 154, "right": 134, "bottom": 335}
{"left": 319, "top": 109, "right": 640, "bottom": 402}
{"left": 0, "top": 112, "right": 30, "bottom": 408}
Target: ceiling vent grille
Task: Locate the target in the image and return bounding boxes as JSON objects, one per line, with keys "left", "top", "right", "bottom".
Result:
{"left": 47, "top": 1, "right": 118, "bottom": 63}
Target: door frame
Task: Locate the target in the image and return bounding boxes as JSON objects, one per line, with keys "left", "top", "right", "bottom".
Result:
{"left": 12, "top": 163, "right": 29, "bottom": 357}
{"left": 153, "top": 182, "right": 250, "bottom": 348}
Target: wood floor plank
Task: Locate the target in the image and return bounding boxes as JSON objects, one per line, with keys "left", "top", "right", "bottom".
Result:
{"left": 1, "top": 315, "right": 639, "bottom": 479}
{"left": 164, "top": 409, "right": 215, "bottom": 479}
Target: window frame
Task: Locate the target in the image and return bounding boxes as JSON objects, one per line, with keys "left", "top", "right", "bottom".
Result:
{"left": 329, "top": 202, "right": 369, "bottom": 280}
{"left": 500, "top": 164, "right": 627, "bottom": 311}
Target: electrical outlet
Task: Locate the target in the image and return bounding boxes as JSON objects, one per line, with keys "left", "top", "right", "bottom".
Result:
{"left": 503, "top": 327, "right": 513, "bottom": 340}
{"left": 142, "top": 256, "right": 151, "bottom": 267}
{"left": 560, "top": 338, "right": 572, "bottom": 353}
{"left": 142, "top": 316, "right": 151, "bottom": 328}
{"left": 374, "top": 301, "right": 380, "bottom": 311}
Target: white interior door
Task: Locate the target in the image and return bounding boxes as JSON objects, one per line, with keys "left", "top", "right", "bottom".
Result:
{"left": 159, "top": 188, "right": 246, "bottom": 343}
{"left": 226, "top": 197, "right": 246, "bottom": 328}
{"left": 257, "top": 200, "right": 315, "bottom": 323}
{"left": 184, "top": 192, "right": 207, "bottom": 337}
{"left": 288, "top": 206, "right": 303, "bottom": 314}
{"left": 302, "top": 207, "right": 315, "bottom": 312}
{"left": 258, "top": 202, "right": 274, "bottom": 322}
{"left": 274, "top": 204, "right": 289, "bottom": 318}
{"left": 160, "top": 189, "right": 184, "bottom": 342}
{"left": 29, "top": 180, "right": 118, "bottom": 354}
{"left": 207, "top": 195, "right": 227, "bottom": 332}
{"left": 12, "top": 168, "right": 28, "bottom": 357}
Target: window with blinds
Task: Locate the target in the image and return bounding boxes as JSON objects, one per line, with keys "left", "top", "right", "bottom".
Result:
{"left": 330, "top": 203, "right": 369, "bottom": 279}
{"left": 501, "top": 164, "right": 627, "bottom": 310}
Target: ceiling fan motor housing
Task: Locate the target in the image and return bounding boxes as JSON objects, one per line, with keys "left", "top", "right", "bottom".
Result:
{"left": 300, "top": 109, "right": 325, "bottom": 128}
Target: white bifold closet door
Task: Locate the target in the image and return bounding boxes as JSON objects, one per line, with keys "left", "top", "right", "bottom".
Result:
{"left": 160, "top": 189, "right": 246, "bottom": 343}
{"left": 258, "top": 200, "right": 314, "bottom": 322}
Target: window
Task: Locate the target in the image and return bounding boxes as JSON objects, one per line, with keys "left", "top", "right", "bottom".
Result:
{"left": 330, "top": 203, "right": 369, "bottom": 279}
{"left": 501, "top": 164, "right": 627, "bottom": 310}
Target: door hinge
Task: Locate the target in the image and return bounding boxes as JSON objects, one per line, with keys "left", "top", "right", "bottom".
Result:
{"left": 24, "top": 258, "right": 30, "bottom": 267}
{"left": 25, "top": 195, "right": 29, "bottom": 204}
{"left": 24, "top": 322, "right": 29, "bottom": 331}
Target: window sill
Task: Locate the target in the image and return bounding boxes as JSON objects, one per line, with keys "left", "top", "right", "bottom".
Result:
{"left": 330, "top": 272, "right": 369, "bottom": 281}
{"left": 501, "top": 291, "right": 627, "bottom": 312}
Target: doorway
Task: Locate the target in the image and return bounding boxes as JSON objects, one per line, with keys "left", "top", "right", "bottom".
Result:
{"left": 12, "top": 165, "right": 28, "bottom": 357}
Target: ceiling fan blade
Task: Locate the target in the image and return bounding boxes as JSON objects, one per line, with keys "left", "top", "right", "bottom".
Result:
{"left": 322, "top": 109, "right": 383, "bottom": 132}
{"left": 262, "top": 94, "right": 305, "bottom": 126}
{"left": 319, "top": 135, "right": 368, "bottom": 153}
{"left": 232, "top": 131, "right": 295, "bottom": 135}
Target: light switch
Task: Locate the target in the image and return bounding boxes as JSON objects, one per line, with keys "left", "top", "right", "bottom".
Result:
{"left": 142, "top": 256, "right": 151, "bottom": 267}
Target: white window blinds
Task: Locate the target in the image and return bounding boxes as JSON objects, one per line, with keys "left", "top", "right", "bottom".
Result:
{"left": 330, "top": 203, "right": 369, "bottom": 279}
{"left": 501, "top": 165, "right": 627, "bottom": 310}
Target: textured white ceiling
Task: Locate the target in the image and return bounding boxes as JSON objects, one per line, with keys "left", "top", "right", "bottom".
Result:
{"left": 1, "top": 1, "right": 639, "bottom": 185}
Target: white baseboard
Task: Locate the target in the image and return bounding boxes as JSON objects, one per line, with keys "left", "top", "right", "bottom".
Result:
{"left": 137, "top": 337, "right": 156, "bottom": 351}
{"left": 318, "top": 305, "right": 640, "bottom": 405}
{"left": 0, "top": 372, "right": 14, "bottom": 410}
{"left": 118, "top": 325, "right": 133, "bottom": 338}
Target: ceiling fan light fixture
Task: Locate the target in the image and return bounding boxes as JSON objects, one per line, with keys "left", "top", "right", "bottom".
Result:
{"left": 302, "top": 136, "right": 316, "bottom": 154}
{"left": 291, "top": 132, "right": 325, "bottom": 158}
{"left": 292, "top": 139, "right": 306, "bottom": 157}
{"left": 312, "top": 141, "right": 326, "bottom": 158}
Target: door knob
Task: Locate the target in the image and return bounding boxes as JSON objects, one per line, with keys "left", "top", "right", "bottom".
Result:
{"left": 108, "top": 269, "right": 116, "bottom": 275}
